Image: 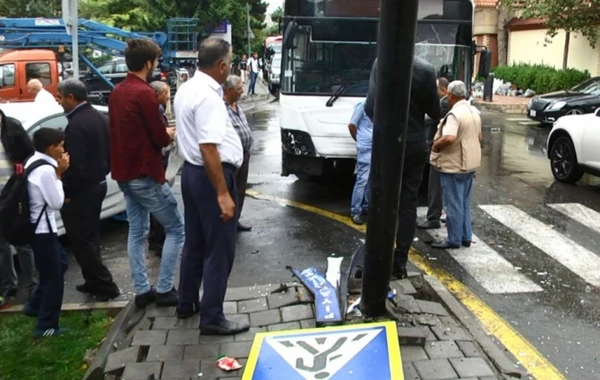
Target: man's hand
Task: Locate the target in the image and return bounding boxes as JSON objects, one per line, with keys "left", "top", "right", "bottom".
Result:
{"left": 57, "top": 153, "right": 70, "bottom": 177}
{"left": 348, "top": 124, "right": 357, "bottom": 141}
{"left": 167, "top": 127, "right": 176, "bottom": 140}
{"left": 217, "top": 192, "right": 236, "bottom": 222}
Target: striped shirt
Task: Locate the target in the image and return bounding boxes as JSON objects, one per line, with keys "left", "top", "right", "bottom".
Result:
{"left": 0, "top": 143, "right": 12, "bottom": 191}
{"left": 225, "top": 102, "right": 253, "bottom": 152}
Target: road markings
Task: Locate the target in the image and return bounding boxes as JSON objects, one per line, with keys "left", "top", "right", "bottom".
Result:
{"left": 416, "top": 208, "right": 543, "bottom": 294}
{"left": 247, "top": 190, "right": 565, "bottom": 380}
{"left": 480, "top": 204, "right": 600, "bottom": 288}
{"left": 549, "top": 203, "right": 600, "bottom": 235}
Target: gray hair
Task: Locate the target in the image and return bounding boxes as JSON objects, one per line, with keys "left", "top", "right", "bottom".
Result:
{"left": 222, "top": 75, "right": 242, "bottom": 90}
{"left": 447, "top": 80, "right": 467, "bottom": 98}
{"left": 197, "top": 38, "right": 231, "bottom": 69}
{"left": 149, "top": 80, "right": 168, "bottom": 93}
{"left": 57, "top": 78, "right": 88, "bottom": 101}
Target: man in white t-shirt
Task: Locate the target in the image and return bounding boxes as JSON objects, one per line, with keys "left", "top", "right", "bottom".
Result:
{"left": 174, "top": 38, "right": 249, "bottom": 336}
{"left": 26, "top": 79, "right": 62, "bottom": 119}
{"left": 246, "top": 52, "right": 259, "bottom": 95}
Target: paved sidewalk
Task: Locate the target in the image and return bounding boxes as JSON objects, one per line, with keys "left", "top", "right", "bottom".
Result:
{"left": 101, "top": 277, "right": 502, "bottom": 380}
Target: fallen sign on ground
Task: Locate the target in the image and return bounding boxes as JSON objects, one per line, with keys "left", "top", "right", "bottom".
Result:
{"left": 290, "top": 266, "right": 343, "bottom": 326}
{"left": 242, "top": 321, "right": 403, "bottom": 380}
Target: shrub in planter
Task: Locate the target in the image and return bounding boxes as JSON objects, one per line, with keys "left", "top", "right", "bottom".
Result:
{"left": 492, "top": 64, "right": 590, "bottom": 94}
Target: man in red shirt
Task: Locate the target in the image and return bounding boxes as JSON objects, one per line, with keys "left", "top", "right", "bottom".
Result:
{"left": 109, "top": 39, "right": 184, "bottom": 308}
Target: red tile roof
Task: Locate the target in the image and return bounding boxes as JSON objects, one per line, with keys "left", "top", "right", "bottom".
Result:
{"left": 475, "top": 0, "right": 498, "bottom": 6}
{"left": 505, "top": 17, "right": 546, "bottom": 30}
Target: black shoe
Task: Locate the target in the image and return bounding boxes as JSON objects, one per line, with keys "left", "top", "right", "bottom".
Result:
{"left": 135, "top": 289, "right": 156, "bottom": 308}
{"left": 155, "top": 288, "right": 178, "bottom": 307}
{"left": 76, "top": 283, "right": 120, "bottom": 299}
{"left": 177, "top": 302, "right": 200, "bottom": 319}
{"left": 440, "top": 218, "right": 447, "bottom": 223}
{"left": 417, "top": 220, "right": 441, "bottom": 229}
{"left": 200, "top": 319, "right": 250, "bottom": 335}
{"left": 462, "top": 240, "right": 472, "bottom": 248}
{"left": 93, "top": 288, "right": 121, "bottom": 302}
{"left": 391, "top": 266, "right": 408, "bottom": 280}
{"left": 351, "top": 215, "right": 363, "bottom": 225}
{"left": 431, "top": 241, "right": 460, "bottom": 249}
{"left": 237, "top": 222, "right": 252, "bottom": 232}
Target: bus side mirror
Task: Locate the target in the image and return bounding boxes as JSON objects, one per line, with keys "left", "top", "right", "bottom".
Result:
{"left": 478, "top": 49, "right": 492, "bottom": 78}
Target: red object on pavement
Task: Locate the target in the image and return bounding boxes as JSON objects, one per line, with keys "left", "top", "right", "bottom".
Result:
{"left": 216, "top": 355, "right": 242, "bottom": 371}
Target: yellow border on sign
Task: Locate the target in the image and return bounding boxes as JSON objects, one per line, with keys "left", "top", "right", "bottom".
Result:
{"left": 246, "top": 190, "right": 566, "bottom": 380}
{"left": 241, "top": 321, "right": 403, "bottom": 380}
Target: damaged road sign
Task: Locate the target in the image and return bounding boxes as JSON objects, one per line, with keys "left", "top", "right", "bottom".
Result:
{"left": 242, "top": 321, "right": 403, "bottom": 380}
{"left": 291, "top": 267, "right": 342, "bottom": 326}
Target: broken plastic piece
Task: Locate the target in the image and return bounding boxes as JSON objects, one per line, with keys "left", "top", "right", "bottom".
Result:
{"left": 216, "top": 355, "right": 242, "bottom": 371}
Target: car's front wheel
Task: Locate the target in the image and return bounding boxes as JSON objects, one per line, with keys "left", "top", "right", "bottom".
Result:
{"left": 550, "top": 136, "right": 584, "bottom": 183}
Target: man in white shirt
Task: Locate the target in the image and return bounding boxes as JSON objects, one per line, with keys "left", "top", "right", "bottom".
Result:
{"left": 23, "top": 127, "right": 70, "bottom": 338}
{"left": 174, "top": 38, "right": 248, "bottom": 336}
{"left": 26, "top": 79, "right": 62, "bottom": 119}
{"left": 246, "top": 52, "right": 259, "bottom": 95}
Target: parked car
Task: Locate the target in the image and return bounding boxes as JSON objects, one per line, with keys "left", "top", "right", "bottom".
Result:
{"left": 527, "top": 76, "right": 600, "bottom": 125}
{"left": 83, "top": 57, "right": 162, "bottom": 94}
{"left": 21, "top": 105, "right": 126, "bottom": 235}
{"left": 267, "top": 54, "right": 281, "bottom": 95}
{"left": 546, "top": 109, "right": 600, "bottom": 183}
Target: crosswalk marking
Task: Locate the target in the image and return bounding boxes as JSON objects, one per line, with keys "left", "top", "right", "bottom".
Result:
{"left": 549, "top": 203, "right": 600, "bottom": 235}
{"left": 416, "top": 207, "right": 542, "bottom": 294}
{"left": 480, "top": 205, "right": 600, "bottom": 288}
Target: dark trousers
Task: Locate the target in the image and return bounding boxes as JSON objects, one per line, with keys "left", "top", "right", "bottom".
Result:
{"left": 393, "top": 140, "right": 429, "bottom": 270}
{"left": 426, "top": 165, "right": 443, "bottom": 221}
{"left": 178, "top": 162, "right": 238, "bottom": 325}
{"left": 236, "top": 151, "right": 251, "bottom": 217}
{"left": 28, "top": 233, "right": 68, "bottom": 331}
{"left": 61, "top": 182, "right": 118, "bottom": 294}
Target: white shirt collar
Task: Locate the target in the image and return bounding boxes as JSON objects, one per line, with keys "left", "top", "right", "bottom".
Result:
{"left": 33, "top": 151, "right": 58, "bottom": 167}
{"left": 194, "top": 71, "right": 223, "bottom": 96}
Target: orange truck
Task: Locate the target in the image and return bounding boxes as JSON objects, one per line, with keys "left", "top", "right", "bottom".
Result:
{"left": 0, "top": 49, "right": 60, "bottom": 102}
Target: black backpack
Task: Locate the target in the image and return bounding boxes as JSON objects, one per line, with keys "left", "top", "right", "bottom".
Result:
{"left": 0, "top": 159, "right": 53, "bottom": 246}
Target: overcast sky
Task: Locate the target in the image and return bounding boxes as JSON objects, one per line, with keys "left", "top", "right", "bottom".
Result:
{"left": 266, "top": 0, "right": 284, "bottom": 13}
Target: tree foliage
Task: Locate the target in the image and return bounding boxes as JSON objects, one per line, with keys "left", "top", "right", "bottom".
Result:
{"left": 0, "top": 0, "right": 61, "bottom": 17}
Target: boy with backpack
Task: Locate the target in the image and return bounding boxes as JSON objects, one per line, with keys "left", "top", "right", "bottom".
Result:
{"left": 21, "top": 128, "right": 70, "bottom": 337}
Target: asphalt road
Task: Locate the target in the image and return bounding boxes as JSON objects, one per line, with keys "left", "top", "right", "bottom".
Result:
{"left": 7, "top": 103, "right": 600, "bottom": 379}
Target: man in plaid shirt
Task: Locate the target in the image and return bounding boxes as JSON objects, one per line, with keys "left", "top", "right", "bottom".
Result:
{"left": 223, "top": 75, "right": 253, "bottom": 232}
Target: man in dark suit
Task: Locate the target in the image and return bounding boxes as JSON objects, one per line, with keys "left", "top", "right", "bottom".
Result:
{"left": 56, "top": 79, "right": 120, "bottom": 301}
{"left": 364, "top": 56, "right": 441, "bottom": 279}
{"left": 418, "top": 77, "right": 450, "bottom": 229}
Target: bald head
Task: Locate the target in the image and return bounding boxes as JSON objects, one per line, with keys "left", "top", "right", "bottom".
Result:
{"left": 150, "top": 80, "right": 170, "bottom": 106}
{"left": 150, "top": 81, "right": 168, "bottom": 93}
{"left": 27, "top": 79, "right": 43, "bottom": 96}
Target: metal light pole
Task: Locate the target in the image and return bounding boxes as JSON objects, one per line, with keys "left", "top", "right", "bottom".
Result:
{"left": 62, "top": 0, "right": 79, "bottom": 79}
{"left": 359, "top": 0, "right": 420, "bottom": 317}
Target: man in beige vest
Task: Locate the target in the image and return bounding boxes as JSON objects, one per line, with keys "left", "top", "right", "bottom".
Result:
{"left": 430, "top": 80, "right": 482, "bottom": 249}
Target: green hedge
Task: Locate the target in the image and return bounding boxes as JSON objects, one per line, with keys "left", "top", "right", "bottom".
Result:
{"left": 492, "top": 64, "right": 591, "bottom": 94}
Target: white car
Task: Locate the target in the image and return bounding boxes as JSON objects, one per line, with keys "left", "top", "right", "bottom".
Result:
{"left": 547, "top": 109, "right": 600, "bottom": 183}
{"left": 21, "top": 105, "right": 126, "bottom": 235}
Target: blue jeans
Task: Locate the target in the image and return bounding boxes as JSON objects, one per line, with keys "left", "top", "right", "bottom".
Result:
{"left": 351, "top": 147, "right": 371, "bottom": 216}
{"left": 118, "top": 178, "right": 184, "bottom": 294}
{"left": 248, "top": 72, "right": 258, "bottom": 94}
{"left": 439, "top": 172, "right": 475, "bottom": 246}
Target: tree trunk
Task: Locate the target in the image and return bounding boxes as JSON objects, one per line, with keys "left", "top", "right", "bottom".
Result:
{"left": 497, "top": 6, "right": 508, "bottom": 66}
{"left": 563, "top": 31, "right": 571, "bottom": 70}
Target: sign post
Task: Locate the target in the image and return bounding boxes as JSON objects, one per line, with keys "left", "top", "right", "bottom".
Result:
{"left": 359, "top": 0, "right": 420, "bottom": 317}
{"left": 62, "top": 0, "right": 79, "bottom": 79}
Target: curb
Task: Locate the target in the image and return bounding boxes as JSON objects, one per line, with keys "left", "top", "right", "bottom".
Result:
{"left": 474, "top": 101, "right": 527, "bottom": 114}
{"left": 422, "top": 275, "right": 525, "bottom": 379}
{"left": 0, "top": 301, "right": 129, "bottom": 314}
{"left": 83, "top": 301, "right": 134, "bottom": 380}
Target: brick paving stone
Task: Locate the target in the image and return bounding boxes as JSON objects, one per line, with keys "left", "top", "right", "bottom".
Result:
{"left": 300, "top": 319, "right": 316, "bottom": 329}
{"left": 413, "top": 359, "right": 458, "bottom": 380}
{"left": 297, "top": 286, "right": 314, "bottom": 303}
{"left": 152, "top": 316, "right": 178, "bottom": 330}
{"left": 267, "top": 321, "right": 301, "bottom": 331}
{"left": 174, "top": 315, "right": 200, "bottom": 330}
{"left": 105, "top": 346, "right": 140, "bottom": 373}
{"left": 449, "top": 357, "right": 495, "bottom": 378}
{"left": 225, "top": 285, "right": 279, "bottom": 302}
{"left": 390, "top": 279, "right": 417, "bottom": 295}
{"left": 249, "top": 309, "right": 281, "bottom": 326}
{"left": 200, "top": 359, "right": 244, "bottom": 378}
{"left": 397, "top": 294, "right": 421, "bottom": 313}
{"left": 234, "top": 327, "right": 267, "bottom": 342}
{"left": 417, "top": 314, "right": 440, "bottom": 326}
{"left": 399, "top": 346, "right": 428, "bottom": 361}
{"left": 402, "top": 362, "right": 421, "bottom": 380}
{"left": 431, "top": 326, "right": 472, "bottom": 341}
{"left": 122, "top": 362, "right": 162, "bottom": 380}
{"left": 438, "top": 316, "right": 460, "bottom": 328}
{"left": 162, "top": 361, "right": 200, "bottom": 379}
{"left": 144, "top": 305, "right": 176, "bottom": 318}
{"left": 478, "top": 377, "right": 499, "bottom": 380}
{"left": 131, "top": 330, "right": 167, "bottom": 346}
{"left": 224, "top": 301, "right": 238, "bottom": 315}
{"left": 228, "top": 313, "right": 251, "bottom": 326}
{"left": 267, "top": 290, "right": 299, "bottom": 309}
{"left": 416, "top": 300, "right": 449, "bottom": 316}
{"left": 167, "top": 329, "right": 200, "bottom": 345}
{"left": 237, "top": 297, "right": 269, "bottom": 313}
{"left": 147, "top": 345, "right": 183, "bottom": 362}
{"left": 424, "top": 341, "right": 464, "bottom": 359}
{"left": 219, "top": 341, "right": 253, "bottom": 358}
{"left": 398, "top": 326, "right": 428, "bottom": 346}
{"left": 455, "top": 340, "right": 481, "bottom": 357}
{"left": 424, "top": 327, "right": 437, "bottom": 341}
{"left": 281, "top": 304, "right": 313, "bottom": 322}
{"left": 198, "top": 334, "right": 235, "bottom": 344}
{"left": 184, "top": 344, "right": 220, "bottom": 360}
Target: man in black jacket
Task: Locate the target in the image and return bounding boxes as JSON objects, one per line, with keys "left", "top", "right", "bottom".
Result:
{"left": 56, "top": 79, "right": 120, "bottom": 301}
{"left": 0, "top": 109, "right": 37, "bottom": 310}
{"left": 364, "top": 56, "right": 441, "bottom": 279}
